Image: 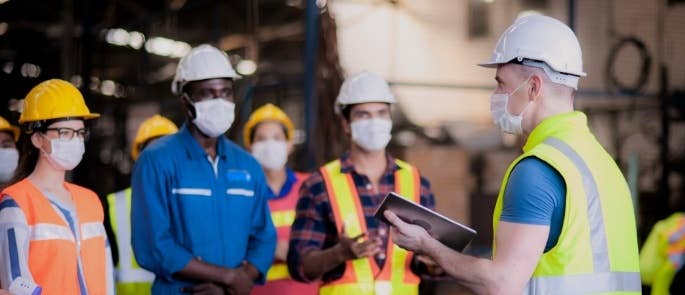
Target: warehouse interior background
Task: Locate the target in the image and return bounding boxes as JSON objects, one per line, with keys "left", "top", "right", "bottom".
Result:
{"left": 1, "top": 0, "right": 684, "bottom": 293}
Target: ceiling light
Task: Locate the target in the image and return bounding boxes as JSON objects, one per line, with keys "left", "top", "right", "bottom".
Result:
{"left": 236, "top": 59, "right": 257, "bottom": 75}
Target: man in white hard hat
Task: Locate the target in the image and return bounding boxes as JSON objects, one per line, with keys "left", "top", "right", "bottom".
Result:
{"left": 131, "top": 44, "right": 276, "bottom": 295}
{"left": 287, "top": 71, "right": 441, "bottom": 294}
{"left": 384, "top": 15, "right": 641, "bottom": 294}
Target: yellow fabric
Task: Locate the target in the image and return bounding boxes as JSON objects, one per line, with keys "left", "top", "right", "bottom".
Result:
{"left": 132, "top": 115, "right": 178, "bottom": 160}
{"left": 271, "top": 210, "right": 296, "bottom": 228}
{"left": 320, "top": 160, "right": 375, "bottom": 295}
{"left": 640, "top": 212, "right": 685, "bottom": 295}
{"left": 243, "top": 103, "right": 295, "bottom": 147}
{"left": 266, "top": 263, "right": 291, "bottom": 281}
{"left": 322, "top": 283, "right": 417, "bottom": 295}
{"left": 492, "top": 112, "right": 640, "bottom": 294}
{"left": 0, "top": 116, "right": 19, "bottom": 141}
{"left": 20, "top": 79, "right": 99, "bottom": 123}
{"left": 319, "top": 159, "right": 420, "bottom": 295}
{"left": 107, "top": 188, "right": 153, "bottom": 295}
{"left": 116, "top": 282, "right": 153, "bottom": 295}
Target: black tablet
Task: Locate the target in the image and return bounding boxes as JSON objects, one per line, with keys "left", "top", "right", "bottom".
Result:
{"left": 374, "top": 192, "right": 476, "bottom": 252}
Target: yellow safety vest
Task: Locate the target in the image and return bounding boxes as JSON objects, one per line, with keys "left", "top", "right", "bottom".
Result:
{"left": 107, "top": 188, "right": 155, "bottom": 295}
{"left": 640, "top": 212, "right": 685, "bottom": 295}
{"left": 492, "top": 112, "right": 641, "bottom": 294}
{"left": 318, "top": 159, "right": 421, "bottom": 295}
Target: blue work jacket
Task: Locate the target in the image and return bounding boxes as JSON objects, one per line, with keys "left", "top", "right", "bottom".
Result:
{"left": 131, "top": 124, "right": 276, "bottom": 294}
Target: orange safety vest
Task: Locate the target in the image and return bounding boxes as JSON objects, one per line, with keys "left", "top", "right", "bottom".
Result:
{"left": 318, "top": 159, "right": 421, "bottom": 295}
{"left": 265, "top": 172, "right": 310, "bottom": 282}
{"left": 1, "top": 178, "right": 109, "bottom": 295}
{"left": 253, "top": 172, "right": 319, "bottom": 295}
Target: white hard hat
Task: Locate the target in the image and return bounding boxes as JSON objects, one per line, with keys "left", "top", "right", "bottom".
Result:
{"left": 335, "top": 71, "right": 395, "bottom": 115}
{"left": 171, "top": 44, "right": 241, "bottom": 95}
{"left": 479, "top": 15, "right": 586, "bottom": 89}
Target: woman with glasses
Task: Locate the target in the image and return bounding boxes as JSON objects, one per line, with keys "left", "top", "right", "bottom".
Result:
{"left": 0, "top": 79, "right": 114, "bottom": 294}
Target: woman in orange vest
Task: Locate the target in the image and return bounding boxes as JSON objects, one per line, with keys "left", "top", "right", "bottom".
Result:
{"left": 0, "top": 79, "right": 113, "bottom": 294}
{"left": 244, "top": 103, "right": 318, "bottom": 295}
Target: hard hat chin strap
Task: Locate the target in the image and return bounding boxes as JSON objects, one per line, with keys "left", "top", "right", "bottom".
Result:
{"left": 521, "top": 59, "right": 579, "bottom": 90}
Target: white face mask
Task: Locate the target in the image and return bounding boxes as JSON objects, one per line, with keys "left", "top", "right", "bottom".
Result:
{"left": 42, "top": 137, "right": 85, "bottom": 171}
{"left": 490, "top": 77, "right": 532, "bottom": 135}
{"left": 0, "top": 148, "right": 19, "bottom": 182}
{"left": 251, "top": 139, "right": 289, "bottom": 171}
{"left": 350, "top": 118, "right": 392, "bottom": 151}
{"left": 192, "top": 98, "right": 235, "bottom": 138}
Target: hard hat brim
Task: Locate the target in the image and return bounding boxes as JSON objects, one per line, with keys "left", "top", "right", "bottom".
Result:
{"left": 18, "top": 113, "right": 100, "bottom": 124}
{"left": 477, "top": 61, "right": 500, "bottom": 68}
{"left": 0, "top": 125, "right": 20, "bottom": 142}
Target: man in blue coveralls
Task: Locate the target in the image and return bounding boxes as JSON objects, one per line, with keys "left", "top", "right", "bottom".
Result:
{"left": 131, "top": 44, "right": 276, "bottom": 295}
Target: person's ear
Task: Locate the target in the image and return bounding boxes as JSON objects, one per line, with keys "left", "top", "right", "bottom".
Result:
{"left": 529, "top": 74, "right": 543, "bottom": 100}
{"left": 341, "top": 116, "right": 351, "bottom": 135}
{"left": 180, "top": 93, "right": 196, "bottom": 119}
{"left": 286, "top": 141, "right": 294, "bottom": 155}
{"left": 30, "top": 132, "right": 44, "bottom": 150}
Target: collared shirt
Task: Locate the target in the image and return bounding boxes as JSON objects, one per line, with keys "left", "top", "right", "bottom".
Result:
{"left": 287, "top": 152, "right": 435, "bottom": 283}
{"left": 266, "top": 168, "right": 298, "bottom": 200}
{"left": 131, "top": 124, "right": 276, "bottom": 294}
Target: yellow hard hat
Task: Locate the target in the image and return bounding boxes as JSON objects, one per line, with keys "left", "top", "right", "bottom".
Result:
{"left": 0, "top": 116, "right": 20, "bottom": 142}
{"left": 243, "top": 103, "right": 294, "bottom": 148}
{"left": 19, "top": 79, "right": 100, "bottom": 124}
{"left": 132, "top": 115, "right": 178, "bottom": 160}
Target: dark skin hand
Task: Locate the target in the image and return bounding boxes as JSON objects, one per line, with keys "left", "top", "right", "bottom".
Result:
{"left": 176, "top": 260, "right": 257, "bottom": 295}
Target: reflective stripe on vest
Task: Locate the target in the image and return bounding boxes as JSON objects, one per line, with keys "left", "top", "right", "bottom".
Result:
{"left": 545, "top": 138, "right": 610, "bottom": 272}
{"left": 524, "top": 272, "right": 640, "bottom": 295}
{"left": 271, "top": 210, "right": 296, "bottom": 228}
{"left": 318, "top": 159, "right": 420, "bottom": 295}
{"left": 522, "top": 138, "right": 640, "bottom": 294}
{"left": 492, "top": 112, "right": 640, "bottom": 295}
{"left": 107, "top": 188, "right": 154, "bottom": 294}
{"left": 30, "top": 223, "right": 74, "bottom": 241}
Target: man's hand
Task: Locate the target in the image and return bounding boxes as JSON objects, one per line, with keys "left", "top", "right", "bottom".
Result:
{"left": 384, "top": 210, "right": 431, "bottom": 253}
{"left": 181, "top": 282, "right": 226, "bottom": 295}
{"left": 338, "top": 225, "right": 383, "bottom": 260}
{"left": 220, "top": 267, "right": 253, "bottom": 295}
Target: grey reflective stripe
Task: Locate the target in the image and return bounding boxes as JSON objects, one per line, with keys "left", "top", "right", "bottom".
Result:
{"left": 527, "top": 138, "right": 641, "bottom": 294}
{"left": 668, "top": 223, "right": 685, "bottom": 244}
{"left": 524, "top": 272, "right": 641, "bottom": 295}
{"left": 543, "top": 137, "right": 610, "bottom": 272}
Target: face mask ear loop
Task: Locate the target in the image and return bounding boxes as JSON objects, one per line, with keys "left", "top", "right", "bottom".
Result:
{"left": 506, "top": 75, "right": 534, "bottom": 116}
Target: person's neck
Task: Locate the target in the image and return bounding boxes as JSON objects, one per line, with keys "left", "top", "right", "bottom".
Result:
{"left": 349, "top": 145, "right": 387, "bottom": 182}
{"left": 264, "top": 168, "right": 288, "bottom": 195}
{"left": 188, "top": 122, "right": 218, "bottom": 159}
{"left": 524, "top": 96, "right": 574, "bottom": 136}
{"left": 28, "top": 157, "right": 66, "bottom": 192}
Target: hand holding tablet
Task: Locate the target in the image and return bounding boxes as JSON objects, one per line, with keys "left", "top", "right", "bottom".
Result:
{"left": 374, "top": 192, "right": 477, "bottom": 252}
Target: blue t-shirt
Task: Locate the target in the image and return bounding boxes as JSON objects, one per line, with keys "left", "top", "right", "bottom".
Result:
{"left": 500, "top": 157, "right": 566, "bottom": 252}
